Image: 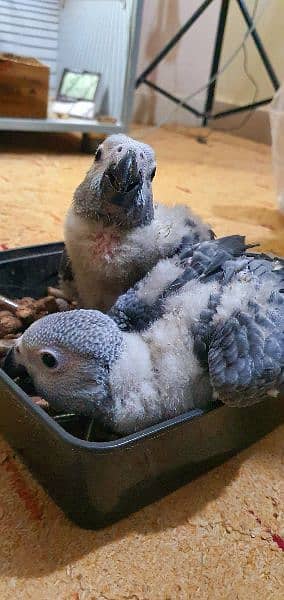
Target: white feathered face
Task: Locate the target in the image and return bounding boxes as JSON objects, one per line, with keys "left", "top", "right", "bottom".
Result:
{"left": 73, "top": 134, "right": 157, "bottom": 227}
{"left": 9, "top": 310, "right": 124, "bottom": 419}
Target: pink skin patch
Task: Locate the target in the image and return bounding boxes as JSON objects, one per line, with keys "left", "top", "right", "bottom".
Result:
{"left": 1, "top": 454, "right": 43, "bottom": 522}
{"left": 0, "top": 243, "right": 9, "bottom": 250}
{"left": 248, "top": 509, "right": 284, "bottom": 551}
{"left": 89, "top": 230, "right": 121, "bottom": 262}
{"left": 272, "top": 534, "right": 284, "bottom": 551}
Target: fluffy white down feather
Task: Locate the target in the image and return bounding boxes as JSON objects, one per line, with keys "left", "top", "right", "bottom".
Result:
{"left": 109, "top": 279, "right": 215, "bottom": 434}
{"left": 64, "top": 203, "right": 209, "bottom": 310}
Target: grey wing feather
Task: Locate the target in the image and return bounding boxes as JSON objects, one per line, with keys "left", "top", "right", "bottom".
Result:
{"left": 179, "top": 235, "right": 248, "bottom": 264}
{"left": 208, "top": 309, "right": 284, "bottom": 406}
{"left": 108, "top": 286, "right": 164, "bottom": 331}
{"left": 166, "top": 235, "right": 249, "bottom": 295}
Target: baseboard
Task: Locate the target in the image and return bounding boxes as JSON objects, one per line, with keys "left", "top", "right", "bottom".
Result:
{"left": 133, "top": 90, "right": 272, "bottom": 145}
{"left": 210, "top": 100, "right": 272, "bottom": 145}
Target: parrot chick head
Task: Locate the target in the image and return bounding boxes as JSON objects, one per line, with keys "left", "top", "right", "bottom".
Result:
{"left": 13, "top": 310, "right": 124, "bottom": 419}
{"left": 74, "top": 134, "right": 156, "bottom": 228}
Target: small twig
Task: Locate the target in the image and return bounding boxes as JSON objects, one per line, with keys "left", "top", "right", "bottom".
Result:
{"left": 0, "top": 295, "right": 19, "bottom": 314}
{"left": 47, "top": 287, "right": 68, "bottom": 300}
{"left": 0, "top": 337, "right": 18, "bottom": 359}
{"left": 31, "top": 396, "right": 50, "bottom": 410}
{"left": 85, "top": 417, "right": 96, "bottom": 441}
{"left": 0, "top": 338, "right": 18, "bottom": 350}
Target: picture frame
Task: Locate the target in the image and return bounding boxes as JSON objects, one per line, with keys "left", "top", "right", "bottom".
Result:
{"left": 56, "top": 68, "right": 101, "bottom": 103}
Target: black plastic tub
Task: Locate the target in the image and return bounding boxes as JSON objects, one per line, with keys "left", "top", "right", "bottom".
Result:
{"left": 0, "top": 243, "right": 283, "bottom": 529}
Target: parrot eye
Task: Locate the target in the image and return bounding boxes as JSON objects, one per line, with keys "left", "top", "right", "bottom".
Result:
{"left": 95, "top": 147, "right": 102, "bottom": 162}
{"left": 150, "top": 167, "right": 156, "bottom": 180}
{"left": 40, "top": 352, "right": 58, "bottom": 369}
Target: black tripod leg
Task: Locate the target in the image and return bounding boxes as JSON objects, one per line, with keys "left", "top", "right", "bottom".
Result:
{"left": 136, "top": 0, "right": 214, "bottom": 88}
{"left": 236, "top": 0, "right": 279, "bottom": 91}
{"left": 202, "top": 0, "right": 229, "bottom": 126}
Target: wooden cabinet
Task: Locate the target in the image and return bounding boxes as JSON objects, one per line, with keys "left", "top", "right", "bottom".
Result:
{"left": 0, "top": 53, "right": 49, "bottom": 119}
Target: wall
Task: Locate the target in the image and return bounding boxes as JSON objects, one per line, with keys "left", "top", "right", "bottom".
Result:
{"left": 134, "top": 0, "right": 282, "bottom": 139}
{"left": 217, "top": 0, "right": 283, "bottom": 107}
{"left": 134, "top": 0, "right": 221, "bottom": 126}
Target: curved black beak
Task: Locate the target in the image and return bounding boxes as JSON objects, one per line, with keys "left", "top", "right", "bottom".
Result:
{"left": 104, "top": 149, "right": 142, "bottom": 206}
{"left": 2, "top": 347, "right": 27, "bottom": 379}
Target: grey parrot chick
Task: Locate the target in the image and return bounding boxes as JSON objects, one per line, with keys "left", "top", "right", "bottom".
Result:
{"left": 61, "top": 134, "right": 213, "bottom": 311}
{"left": 11, "top": 238, "right": 284, "bottom": 435}
{"left": 12, "top": 308, "right": 211, "bottom": 435}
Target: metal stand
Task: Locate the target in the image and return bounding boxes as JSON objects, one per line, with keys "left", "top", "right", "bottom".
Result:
{"left": 136, "top": 0, "right": 280, "bottom": 126}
